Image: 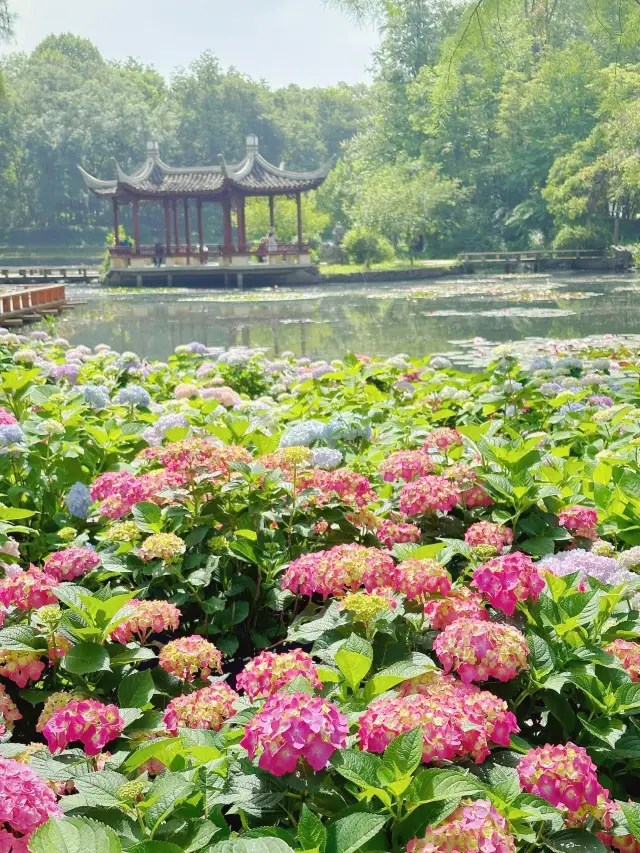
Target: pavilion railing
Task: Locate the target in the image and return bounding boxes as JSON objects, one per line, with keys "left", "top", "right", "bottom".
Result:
{"left": 109, "top": 242, "right": 310, "bottom": 260}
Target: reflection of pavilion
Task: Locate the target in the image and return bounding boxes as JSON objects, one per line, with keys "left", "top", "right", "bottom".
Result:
{"left": 79, "top": 135, "right": 330, "bottom": 287}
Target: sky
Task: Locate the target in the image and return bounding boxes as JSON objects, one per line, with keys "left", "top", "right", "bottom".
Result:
{"left": 3, "top": 0, "right": 378, "bottom": 87}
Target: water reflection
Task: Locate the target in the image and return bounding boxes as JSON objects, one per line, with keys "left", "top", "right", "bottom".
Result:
{"left": 58, "top": 273, "right": 640, "bottom": 361}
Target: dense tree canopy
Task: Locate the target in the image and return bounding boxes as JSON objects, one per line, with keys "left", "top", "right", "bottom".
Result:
{"left": 4, "top": 0, "right": 640, "bottom": 255}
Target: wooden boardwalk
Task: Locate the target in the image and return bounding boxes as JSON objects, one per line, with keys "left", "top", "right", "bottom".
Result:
{"left": 0, "top": 284, "right": 80, "bottom": 326}
{"left": 0, "top": 266, "right": 99, "bottom": 285}
{"left": 458, "top": 248, "right": 632, "bottom": 272}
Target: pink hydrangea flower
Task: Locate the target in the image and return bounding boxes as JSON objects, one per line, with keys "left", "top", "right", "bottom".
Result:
{"left": 598, "top": 803, "right": 639, "bottom": 853}
{"left": 201, "top": 386, "right": 242, "bottom": 407}
{"left": 139, "top": 438, "right": 251, "bottom": 484}
{"left": 138, "top": 532, "right": 185, "bottom": 561}
{"left": 237, "top": 649, "right": 321, "bottom": 700}
{"left": 518, "top": 742, "right": 610, "bottom": 826}
{"left": 0, "top": 408, "right": 17, "bottom": 426}
{"left": 0, "top": 650, "right": 45, "bottom": 688}
{"left": 0, "top": 757, "right": 61, "bottom": 848}
{"left": 90, "top": 470, "right": 176, "bottom": 519}
{"left": 240, "top": 692, "right": 347, "bottom": 776}
{"left": 605, "top": 639, "right": 640, "bottom": 682}
{"left": 379, "top": 450, "right": 434, "bottom": 483}
{"left": 297, "top": 469, "right": 376, "bottom": 509}
{"left": 407, "top": 799, "right": 516, "bottom": 853}
{"left": 110, "top": 599, "right": 181, "bottom": 644}
{"left": 174, "top": 383, "right": 199, "bottom": 399}
{"left": 282, "top": 544, "right": 395, "bottom": 598}
{"left": 159, "top": 635, "right": 222, "bottom": 681}
{"left": 376, "top": 519, "right": 421, "bottom": 549}
{"left": 559, "top": 504, "right": 598, "bottom": 533}
{"left": 42, "top": 698, "right": 125, "bottom": 756}
{"left": 163, "top": 682, "right": 239, "bottom": 735}
{"left": 422, "top": 428, "right": 463, "bottom": 452}
{"left": 36, "top": 691, "right": 87, "bottom": 732}
{"left": 364, "top": 557, "right": 451, "bottom": 600}
{"left": 433, "top": 618, "right": 529, "bottom": 683}
{"left": 472, "top": 552, "right": 545, "bottom": 616}
{"left": 43, "top": 547, "right": 100, "bottom": 581}
{"left": 424, "top": 588, "right": 489, "bottom": 629}
{"left": 461, "top": 484, "right": 494, "bottom": 508}
{"left": 399, "top": 475, "right": 460, "bottom": 516}
{"left": 0, "top": 567, "right": 57, "bottom": 610}
{"left": 0, "top": 683, "right": 22, "bottom": 732}
{"left": 465, "top": 522, "right": 513, "bottom": 552}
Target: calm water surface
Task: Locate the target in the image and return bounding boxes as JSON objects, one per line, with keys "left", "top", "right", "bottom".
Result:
{"left": 58, "top": 273, "right": 640, "bottom": 363}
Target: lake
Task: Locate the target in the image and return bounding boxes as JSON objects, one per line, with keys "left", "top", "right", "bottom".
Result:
{"left": 57, "top": 272, "right": 640, "bottom": 365}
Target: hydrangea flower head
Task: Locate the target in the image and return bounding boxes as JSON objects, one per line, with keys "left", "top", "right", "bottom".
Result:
{"left": 240, "top": 692, "right": 347, "bottom": 776}
{"left": 605, "top": 639, "right": 640, "bottom": 681}
{"left": 559, "top": 504, "right": 598, "bottom": 536}
{"left": 282, "top": 544, "right": 394, "bottom": 598}
{"left": 379, "top": 450, "right": 435, "bottom": 483}
{"left": 407, "top": 799, "right": 516, "bottom": 853}
{"left": 159, "top": 635, "right": 222, "bottom": 681}
{"left": 237, "top": 649, "right": 321, "bottom": 699}
{"left": 43, "top": 547, "right": 100, "bottom": 581}
{"left": 434, "top": 618, "right": 529, "bottom": 683}
{"left": 376, "top": 520, "right": 421, "bottom": 550}
{"left": 0, "top": 650, "right": 45, "bottom": 688}
{"left": 42, "top": 698, "right": 125, "bottom": 756}
{"left": 0, "top": 567, "right": 57, "bottom": 610}
{"left": 115, "top": 384, "right": 152, "bottom": 407}
{"left": 340, "top": 590, "right": 395, "bottom": 627}
{"left": 518, "top": 742, "right": 609, "bottom": 826}
{"left": 424, "top": 587, "right": 489, "bottom": 629}
{"left": 618, "top": 547, "right": 640, "bottom": 570}
{"left": 0, "top": 424, "right": 25, "bottom": 447}
{"left": 280, "top": 419, "right": 330, "bottom": 448}
{"left": 64, "top": 482, "right": 93, "bottom": 519}
{"left": 80, "top": 383, "right": 110, "bottom": 409}
{"left": 0, "top": 757, "right": 62, "bottom": 847}
{"left": 399, "top": 475, "right": 460, "bottom": 516}
{"left": 110, "top": 599, "right": 181, "bottom": 644}
{"left": 0, "top": 683, "right": 21, "bottom": 732}
{"left": 36, "top": 691, "right": 87, "bottom": 732}
{"left": 297, "top": 469, "right": 376, "bottom": 509}
{"left": 423, "top": 428, "right": 463, "bottom": 452}
{"left": 0, "top": 408, "right": 17, "bottom": 426}
{"left": 465, "top": 522, "right": 513, "bottom": 552}
{"left": 163, "top": 682, "right": 239, "bottom": 735}
{"left": 472, "top": 552, "right": 545, "bottom": 615}
{"left": 539, "top": 549, "right": 636, "bottom": 587}
{"left": 310, "top": 447, "right": 343, "bottom": 469}
{"left": 370, "top": 558, "right": 451, "bottom": 599}
{"left": 138, "top": 533, "right": 186, "bottom": 562}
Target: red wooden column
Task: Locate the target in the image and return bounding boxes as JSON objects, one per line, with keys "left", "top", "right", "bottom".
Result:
{"left": 222, "top": 196, "right": 234, "bottom": 253}
{"left": 296, "top": 191, "right": 303, "bottom": 249}
{"left": 184, "top": 199, "right": 191, "bottom": 263}
{"left": 236, "top": 195, "right": 247, "bottom": 252}
{"left": 132, "top": 199, "right": 140, "bottom": 253}
{"left": 196, "top": 199, "right": 204, "bottom": 262}
{"left": 269, "top": 195, "right": 275, "bottom": 229}
{"left": 172, "top": 199, "right": 180, "bottom": 252}
{"left": 112, "top": 199, "right": 120, "bottom": 244}
{"left": 164, "top": 200, "right": 171, "bottom": 254}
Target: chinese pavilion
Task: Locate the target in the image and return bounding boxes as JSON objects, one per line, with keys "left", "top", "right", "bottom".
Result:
{"left": 79, "top": 134, "right": 331, "bottom": 272}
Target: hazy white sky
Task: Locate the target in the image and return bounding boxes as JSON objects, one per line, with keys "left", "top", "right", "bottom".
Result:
{"left": 3, "top": 0, "right": 378, "bottom": 87}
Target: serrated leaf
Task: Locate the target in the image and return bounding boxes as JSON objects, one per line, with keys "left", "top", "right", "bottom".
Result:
{"left": 331, "top": 749, "right": 384, "bottom": 788}
{"left": 72, "top": 771, "right": 128, "bottom": 808}
{"left": 63, "top": 642, "right": 110, "bottom": 675}
{"left": 139, "top": 773, "right": 195, "bottom": 830}
{"left": 528, "top": 633, "right": 554, "bottom": 676}
{"left": 129, "top": 843, "right": 183, "bottom": 853}
{"left": 620, "top": 801, "right": 640, "bottom": 842}
{"left": 212, "top": 840, "right": 295, "bottom": 853}
{"left": 365, "top": 654, "right": 435, "bottom": 700}
{"left": 406, "top": 769, "right": 485, "bottom": 806}
{"left": 118, "top": 670, "right": 155, "bottom": 708}
{"left": 544, "top": 829, "right": 607, "bottom": 851}
{"left": 335, "top": 634, "right": 373, "bottom": 690}
{"left": 325, "top": 812, "right": 388, "bottom": 853}
{"left": 299, "top": 804, "right": 327, "bottom": 853}
{"left": 379, "top": 727, "right": 423, "bottom": 784}
{"left": 28, "top": 816, "right": 122, "bottom": 853}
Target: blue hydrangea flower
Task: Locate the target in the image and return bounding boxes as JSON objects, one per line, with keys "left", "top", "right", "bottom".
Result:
{"left": 187, "top": 342, "right": 207, "bottom": 355}
{"left": 80, "top": 384, "right": 110, "bottom": 410}
{"left": 430, "top": 356, "right": 452, "bottom": 370}
{"left": 539, "top": 549, "right": 637, "bottom": 588}
{"left": 311, "top": 447, "right": 343, "bottom": 470}
{"left": 64, "top": 482, "right": 93, "bottom": 519}
{"left": 540, "top": 382, "right": 563, "bottom": 398}
{"left": 530, "top": 357, "right": 552, "bottom": 371}
{"left": 503, "top": 380, "right": 523, "bottom": 393}
{"left": 0, "top": 425, "right": 25, "bottom": 446}
{"left": 559, "top": 402, "right": 585, "bottom": 415}
{"left": 115, "top": 385, "right": 152, "bottom": 408}
{"left": 280, "top": 420, "right": 330, "bottom": 448}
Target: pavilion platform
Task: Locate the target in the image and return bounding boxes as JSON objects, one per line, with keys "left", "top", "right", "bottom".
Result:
{"left": 106, "top": 260, "right": 318, "bottom": 288}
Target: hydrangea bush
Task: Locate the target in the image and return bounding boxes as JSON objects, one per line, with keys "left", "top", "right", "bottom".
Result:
{"left": 0, "top": 335, "right": 640, "bottom": 850}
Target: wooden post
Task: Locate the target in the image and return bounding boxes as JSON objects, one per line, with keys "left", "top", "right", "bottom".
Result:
{"left": 197, "top": 199, "right": 204, "bottom": 262}
{"left": 132, "top": 199, "right": 140, "bottom": 253}
{"left": 222, "top": 196, "right": 233, "bottom": 253}
{"left": 296, "top": 191, "right": 303, "bottom": 250}
{"left": 172, "top": 199, "right": 180, "bottom": 252}
{"left": 184, "top": 199, "right": 191, "bottom": 260}
{"left": 164, "top": 200, "right": 171, "bottom": 254}
{"left": 112, "top": 199, "right": 120, "bottom": 245}
{"left": 236, "top": 195, "right": 247, "bottom": 252}
{"left": 269, "top": 195, "right": 275, "bottom": 229}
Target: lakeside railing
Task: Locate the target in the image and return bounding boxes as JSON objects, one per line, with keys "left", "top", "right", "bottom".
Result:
{"left": 109, "top": 241, "right": 311, "bottom": 261}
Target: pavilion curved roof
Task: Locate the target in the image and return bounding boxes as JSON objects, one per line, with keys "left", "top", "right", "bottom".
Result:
{"left": 78, "top": 136, "right": 331, "bottom": 200}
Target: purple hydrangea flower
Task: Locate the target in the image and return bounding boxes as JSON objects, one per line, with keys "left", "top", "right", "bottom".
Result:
{"left": 539, "top": 549, "right": 637, "bottom": 588}
{"left": 64, "top": 482, "right": 93, "bottom": 519}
